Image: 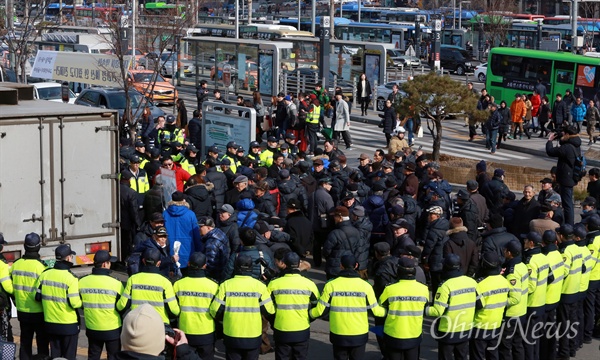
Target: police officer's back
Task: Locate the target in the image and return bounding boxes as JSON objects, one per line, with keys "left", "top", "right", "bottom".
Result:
{"left": 35, "top": 244, "right": 82, "bottom": 359}
{"left": 209, "top": 254, "right": 275, "bottom": 359}
{"left": 173, "top": 252, "right": 219, "bottom": 360}
{"left": 379, "top": 257, "right": 429, "bottom": 360}
{"left": 267, "top": 252, "right": 320, "bottom": 360}
{"left": 79, "top": 250, "right": 124, "bottom": 360}
{"left": 117, "top": 247, "right": 180, "bottom": 324}
{"left": 9, "top": 232, "right": 49, "bottom": 359}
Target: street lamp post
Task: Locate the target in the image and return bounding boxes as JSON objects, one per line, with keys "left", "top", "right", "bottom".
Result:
{"left": 452, "top": 0, "right": 456, "bottom": 29}
{"left": 459, "top": 1, "right": 470, "bottom": 30}
{"left": 571, "top": 0, "right": 578, "bottom": 54}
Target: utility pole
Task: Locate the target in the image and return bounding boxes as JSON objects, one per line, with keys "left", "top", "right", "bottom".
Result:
{"left": 572, "top": 0, "right": 578, "bottom": 54}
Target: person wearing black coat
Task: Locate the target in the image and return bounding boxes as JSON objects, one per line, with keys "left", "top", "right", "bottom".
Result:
{"left": 546, "top": 129, "right": 582, "bottom": 225}
{"left": 133, "top": 212, "right": 164, "bottom": 249}
{"left": 187, "top": 111, "right": 202, "bottom": 148}
{"left": 120, "top": 174, "right": 141, "bottom": 260}
{"left": 443, "top": 218, "right": 479, "bottom": 277}
{"left": 196, "top": 81, "right": 209, "bottom": 112}
{"left": 134, "top": 228, "right": 176, "bottom": 278}
{"left": 204, "top": 158, "right": 228, "bottom": 211}
{"left": 278, "top": 172, "right": 308, "bottom": 218}
{"left": 284, "top": 199, "right": 314, "bottom": 257}
{"left": 216, "top": 205, "right": 242, "bottom": 254}
{"left": 184, "top": 178, "right": 214, "bottom": 221}
{"left": 379, "top": 99, "right": 397, "bottom": 146}
{"left": 481, "top": 213, "right": 519, "bottom": 265}
{"left": 455, "top": 189, "right": 481, "bottom": 244}
{"left": 350, "top": 206, "right": 372, "bottom": 279}
{"left": 142, "top": 178, "right": 165, "bottom": 222}
{"left": 480, "top": 169, "right": 510, "bottom": 215}
{"left": 420, "top": 206, "right": 449, "bottom": 290}
{"left": 509, "top": 185, "right": 540, "bottom": 237}
{"left": 322, "top": 206, "right": 362, "bottom": 279}
{"left": 389, "top": 219, "right": 416, "bottom": 257}
{"left": 551, "top": 94, "right": 568, "bottom": 129}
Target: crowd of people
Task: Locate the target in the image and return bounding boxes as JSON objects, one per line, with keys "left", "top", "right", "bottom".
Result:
{"left": 469, "top": 81, "right": 599, "bottom": 155}
{"left": 2, "top": 80, "right": 600, "bottom": 360}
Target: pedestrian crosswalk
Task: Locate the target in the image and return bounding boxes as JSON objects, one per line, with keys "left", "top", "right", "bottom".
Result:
{"left": 348, "top": 123, "right": 531, "bottom": 162}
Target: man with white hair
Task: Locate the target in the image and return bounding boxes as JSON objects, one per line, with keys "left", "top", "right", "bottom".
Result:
{"left": 388, "top": 126, "right": 409, "bottom": 155}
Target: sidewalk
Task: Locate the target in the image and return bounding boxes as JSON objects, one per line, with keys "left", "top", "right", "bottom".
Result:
{"left": 350, "top": 112, "right": 600, "bottom": 167}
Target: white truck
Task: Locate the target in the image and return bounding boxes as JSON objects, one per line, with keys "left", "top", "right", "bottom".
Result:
{"left": 0, "top": 83, "right": 120, "bottom": 265}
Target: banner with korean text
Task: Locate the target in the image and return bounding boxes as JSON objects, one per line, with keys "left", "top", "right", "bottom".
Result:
{"left": 31, "top": 51, "right": 130, "bottom": 87}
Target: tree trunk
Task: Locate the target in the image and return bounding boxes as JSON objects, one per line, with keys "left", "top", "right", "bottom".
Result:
{"left": 432, "top": 118, "right": 443, "bottom": 161}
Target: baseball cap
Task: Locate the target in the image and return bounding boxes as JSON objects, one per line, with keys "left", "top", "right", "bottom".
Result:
{"left": 373, "top": 242, "right": 391, "bottom": 255}
{"left": 134, "top": 141, "right": 145, "bottom": 148}
{"left": 358, "top": 153, "right": 369, "bottom": 160}
{"left": 250, "top": 141, "right": 261, "bottom": 148}
{"left": 581, "top": 196, "right": 597, "bottom": 207}
{"left": 285, "top": 133, "right": 296, "bottom": 140}
{"left": 283, "top": 252, "right": 301, "bottom": 269}
{"left": 234, "top": 175, "right": 248, "bottom": 183}
{"left": 504, "top": 240, "right": 522, "bottom": 255}
{"left": 391, "top": 218, "right": 410, "bottom": 229}
{"left": 287, "top": 198, "right": 302, "bottom": 210}
{"left": 284, "top": 95, "right": 292, "bottom": 101}
{"left": 220, "top": 158, "right": 231, "bottom": 166}
{"left": 313, "top": 158, "right": 324, "bottom": 166}
{"left": 254, "top": 220, "right": 274, "bottom": 235}
{"left": 226, "top": 141, "right": 238, "bottom": 149}
{"left": 208, "top": 145, "right": 220, "bottom": 153}
{"left": 55, "top": 244, "right": 76, "bottom": 260}
{"left": 398, "top": 245, "right": 421, "bottom": 258}
{"left": 219, "top": 204, "right": 235, "bottom": 214}
{"left": 142, "top": 248, "right": 161, "bottom": 264}
{"left": 153, "top": 226, "right": 168, "bottom": 236}
{"left": 555, "top": 224, "right": 574, "bottom": 236}
{"left": 456, "top": 189, "right": 470, "bottom": 200}
{"left": 573, "top": 224, "right": 588, "bottom": 239}
{"left": 494, "top": 169, "right": 505, "bottom": 177}
{"left": 426, "top": 206, "right": 443, "bottom": 215}
{"left": 352, "top": 205, "right": 365, "bottom": 217}
{"left": 318, "top": 177, "right": 332, "bottom": 184}
{"left": 130, "top": 155, "right": 141, "bottom": 163}
{"left": 545, "top": 193, "right": 561, "bottom": 204}
{"left": 189, "top": 252, "right": 207, "bottom": 269}
{"left": 466, "top": 180, "right": 478, "bottom": 191}
{"left": 540, "top": 177, "right": 553, "bottom": 184}
{"left": 267, "top": 136, "right": 278, "bottom": 142}
{"left": 187, "top": 144, "right": 199, "bottom": 153}
{"left": 94, "top": 250, "right": 117, "bottom": 264}
{"left": 520, "top": 231, "right": 543, "bottom": 245}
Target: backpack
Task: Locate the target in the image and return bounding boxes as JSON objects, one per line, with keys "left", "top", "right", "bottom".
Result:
{"left": 573, "top": 149, "right": 587, "bottom": 183}
{"left": 269, "top": 188, "right": 281, "bottom": 215}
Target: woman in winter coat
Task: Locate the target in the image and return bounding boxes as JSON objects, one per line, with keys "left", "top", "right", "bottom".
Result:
{"left": 379, "top": 99, "right": 397, "bottom": 147}
{"left": 497, "top": 100, "right": 511, "bottom": 149}
{"left": 356, "top": 73, "right": 372, "bottom": 116}
{"left": 333, "top": 91, "right": 352, "bottom": 149}
{"left": 538, "top": 96, "right": 551, "bottom": 137}
{"left": 443, "top": 218, "right": 478, "bottom": 277}
{"left": 176, "top": 99, "right": 188, "bottom": 130}
{"left": 364, "top": 192, "right": 390, "bottom": 243}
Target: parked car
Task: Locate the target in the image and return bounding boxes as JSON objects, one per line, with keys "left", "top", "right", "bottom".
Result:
{"left": 474, "top": 62, "right": 487, "bottom": 82}
{"left": 32, "top": 82, "right": 77, "bottom": 104}
{"left": 74, "top": 87, "right": 166, "bottom": 122}
{"left": 127, "top": 70, "right": 178, "bottom": 105}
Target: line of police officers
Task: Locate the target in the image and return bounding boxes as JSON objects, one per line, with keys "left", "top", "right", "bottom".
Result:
{"left": 3, "top": 212, "right": 600, "bottom": 360}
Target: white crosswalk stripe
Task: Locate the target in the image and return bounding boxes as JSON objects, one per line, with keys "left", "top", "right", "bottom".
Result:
{"left": 349, "top": 123, "right": 531, "bottom": 162}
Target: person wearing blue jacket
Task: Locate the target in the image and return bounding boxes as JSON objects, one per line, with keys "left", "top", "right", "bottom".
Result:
{"left": 236, "top": 198, "right": 259, "bottom": 229}
{"left": 198, "top": 216, "right": 230, "bottom": 282}
{"left": 163, "top": 191, "right": 202, "bottom": 275}
{"left": 570, "top": 96, "right": 587, "bottom": 134}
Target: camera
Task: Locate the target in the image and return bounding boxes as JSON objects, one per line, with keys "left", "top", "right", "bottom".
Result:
{"left": 165, "top": 324, "right": 175, "bottom": 338}
{"left": 255, "top": 257, "right": 277, "bottom": 282}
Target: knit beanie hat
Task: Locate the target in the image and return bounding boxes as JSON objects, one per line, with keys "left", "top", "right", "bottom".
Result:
{"left": 121, "top": 304, "right": 165, "bottom": 355}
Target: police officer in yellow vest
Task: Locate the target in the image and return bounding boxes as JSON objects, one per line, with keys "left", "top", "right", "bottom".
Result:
{"left": 556, "top": 224, "right": 583, "bottom": 359}
{"left": 540, "top": 230, "right": 566, "bottom": 360}
{"left": 499, "top": 240, "right": 529, "bottom": 360}
{"left": 583, "top": 215, "right": 600, "bottom": 340}
{"left": 134, "top": 140, "right": 150, "bottom": 169}
{"left": 9, "top": 233, "right": 49, "bottom": 360}
{"left": 247, "top": 141, "right": 262, "bottom": 163}
{"left": 179, "top": 144, "right": 200, "bottom": 176}
{"left": 259, "top": 136, "right": 279, "bottom": 168}
{"left": 305, "top": 95, "right": 321, "bottom": 154}
{"left": 127, "top": 155, "right": 150, "bottom": 195}
{"left": 267, "top": 252, "right": 320, "bottom": 360}
{"left": 158, "top": 115, "right": 184, "bottom": 149}
{"left": 574, "top": 224, "right": 593, "bottom": 348}
{"left": 78, "top": 250, "right": 124, "bottom": 360}
{"left": 522, "top": 231, "right": 549, "bottom": 360}
{"left": 426, "top": 254, "right": 480, "bottom": 360}
{"left": 378, "top": 257, "right": 429, "bottom": 360}
{"left": 117, "top": 248, "right": 180, "bottom": 325}
{"left": 471, "top": 252, "right": 510, "bottom": 360}
{"left": 220, "top": 141, "right": 242, "bottom": 174}
{"left": 311, "top": 254, "right": 386, "bottom": 360}
{"left": 35, "top": 244, "right": 82, "bottom": 360}
{"left": 209, "top": 254, "right": 275, "bottom": 360}
{"left": 173, "top": 252, "right": 219, "bottom": 360}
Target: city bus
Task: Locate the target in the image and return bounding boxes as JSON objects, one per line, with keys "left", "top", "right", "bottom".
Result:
{"left": 278, "top": 16, "right": 352, "bottom": 32}
{"left": 511, "top": 23, "right": 595, "bottom": 49}
{"left": 45, "top": 3, "right": 74, "bottom": 22}
{"left": 186, "top": 24, "right": 315, "bottom": 40}
{"left": 486, "top": 47, "right": 600, "bottom": 106}
{"left": 144, "top": 2, "right": 187, "bottom": 16}
{"left": 334, "top": 22, "right": 430, "bottom": 51}
{"left": 74, "top": 5, "right": 123, "bottom": 24}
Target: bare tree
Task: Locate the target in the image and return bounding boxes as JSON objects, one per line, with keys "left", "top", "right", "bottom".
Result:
{"left": 100, "top": 1, "right": 196, "bottom": 144}
{"left": 469, "top": 0, "right": 519, "bottom": 48}
{"left": 1, "top": 0, "right": 54, "bottom": 83}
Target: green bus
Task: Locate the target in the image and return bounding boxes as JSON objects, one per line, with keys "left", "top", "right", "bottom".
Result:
{"left": 144, "top": 2, "right": 186, "bottom": 16}
{"left": 486, "top": 47, "right": 600, "bottom": 106}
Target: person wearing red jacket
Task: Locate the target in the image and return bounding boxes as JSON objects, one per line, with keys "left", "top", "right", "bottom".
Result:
{"left": 156, "top": 157, "right": 191, "bottom": 193}
{"left": 530, "top": 89, "right": 541, "bottom": 133}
